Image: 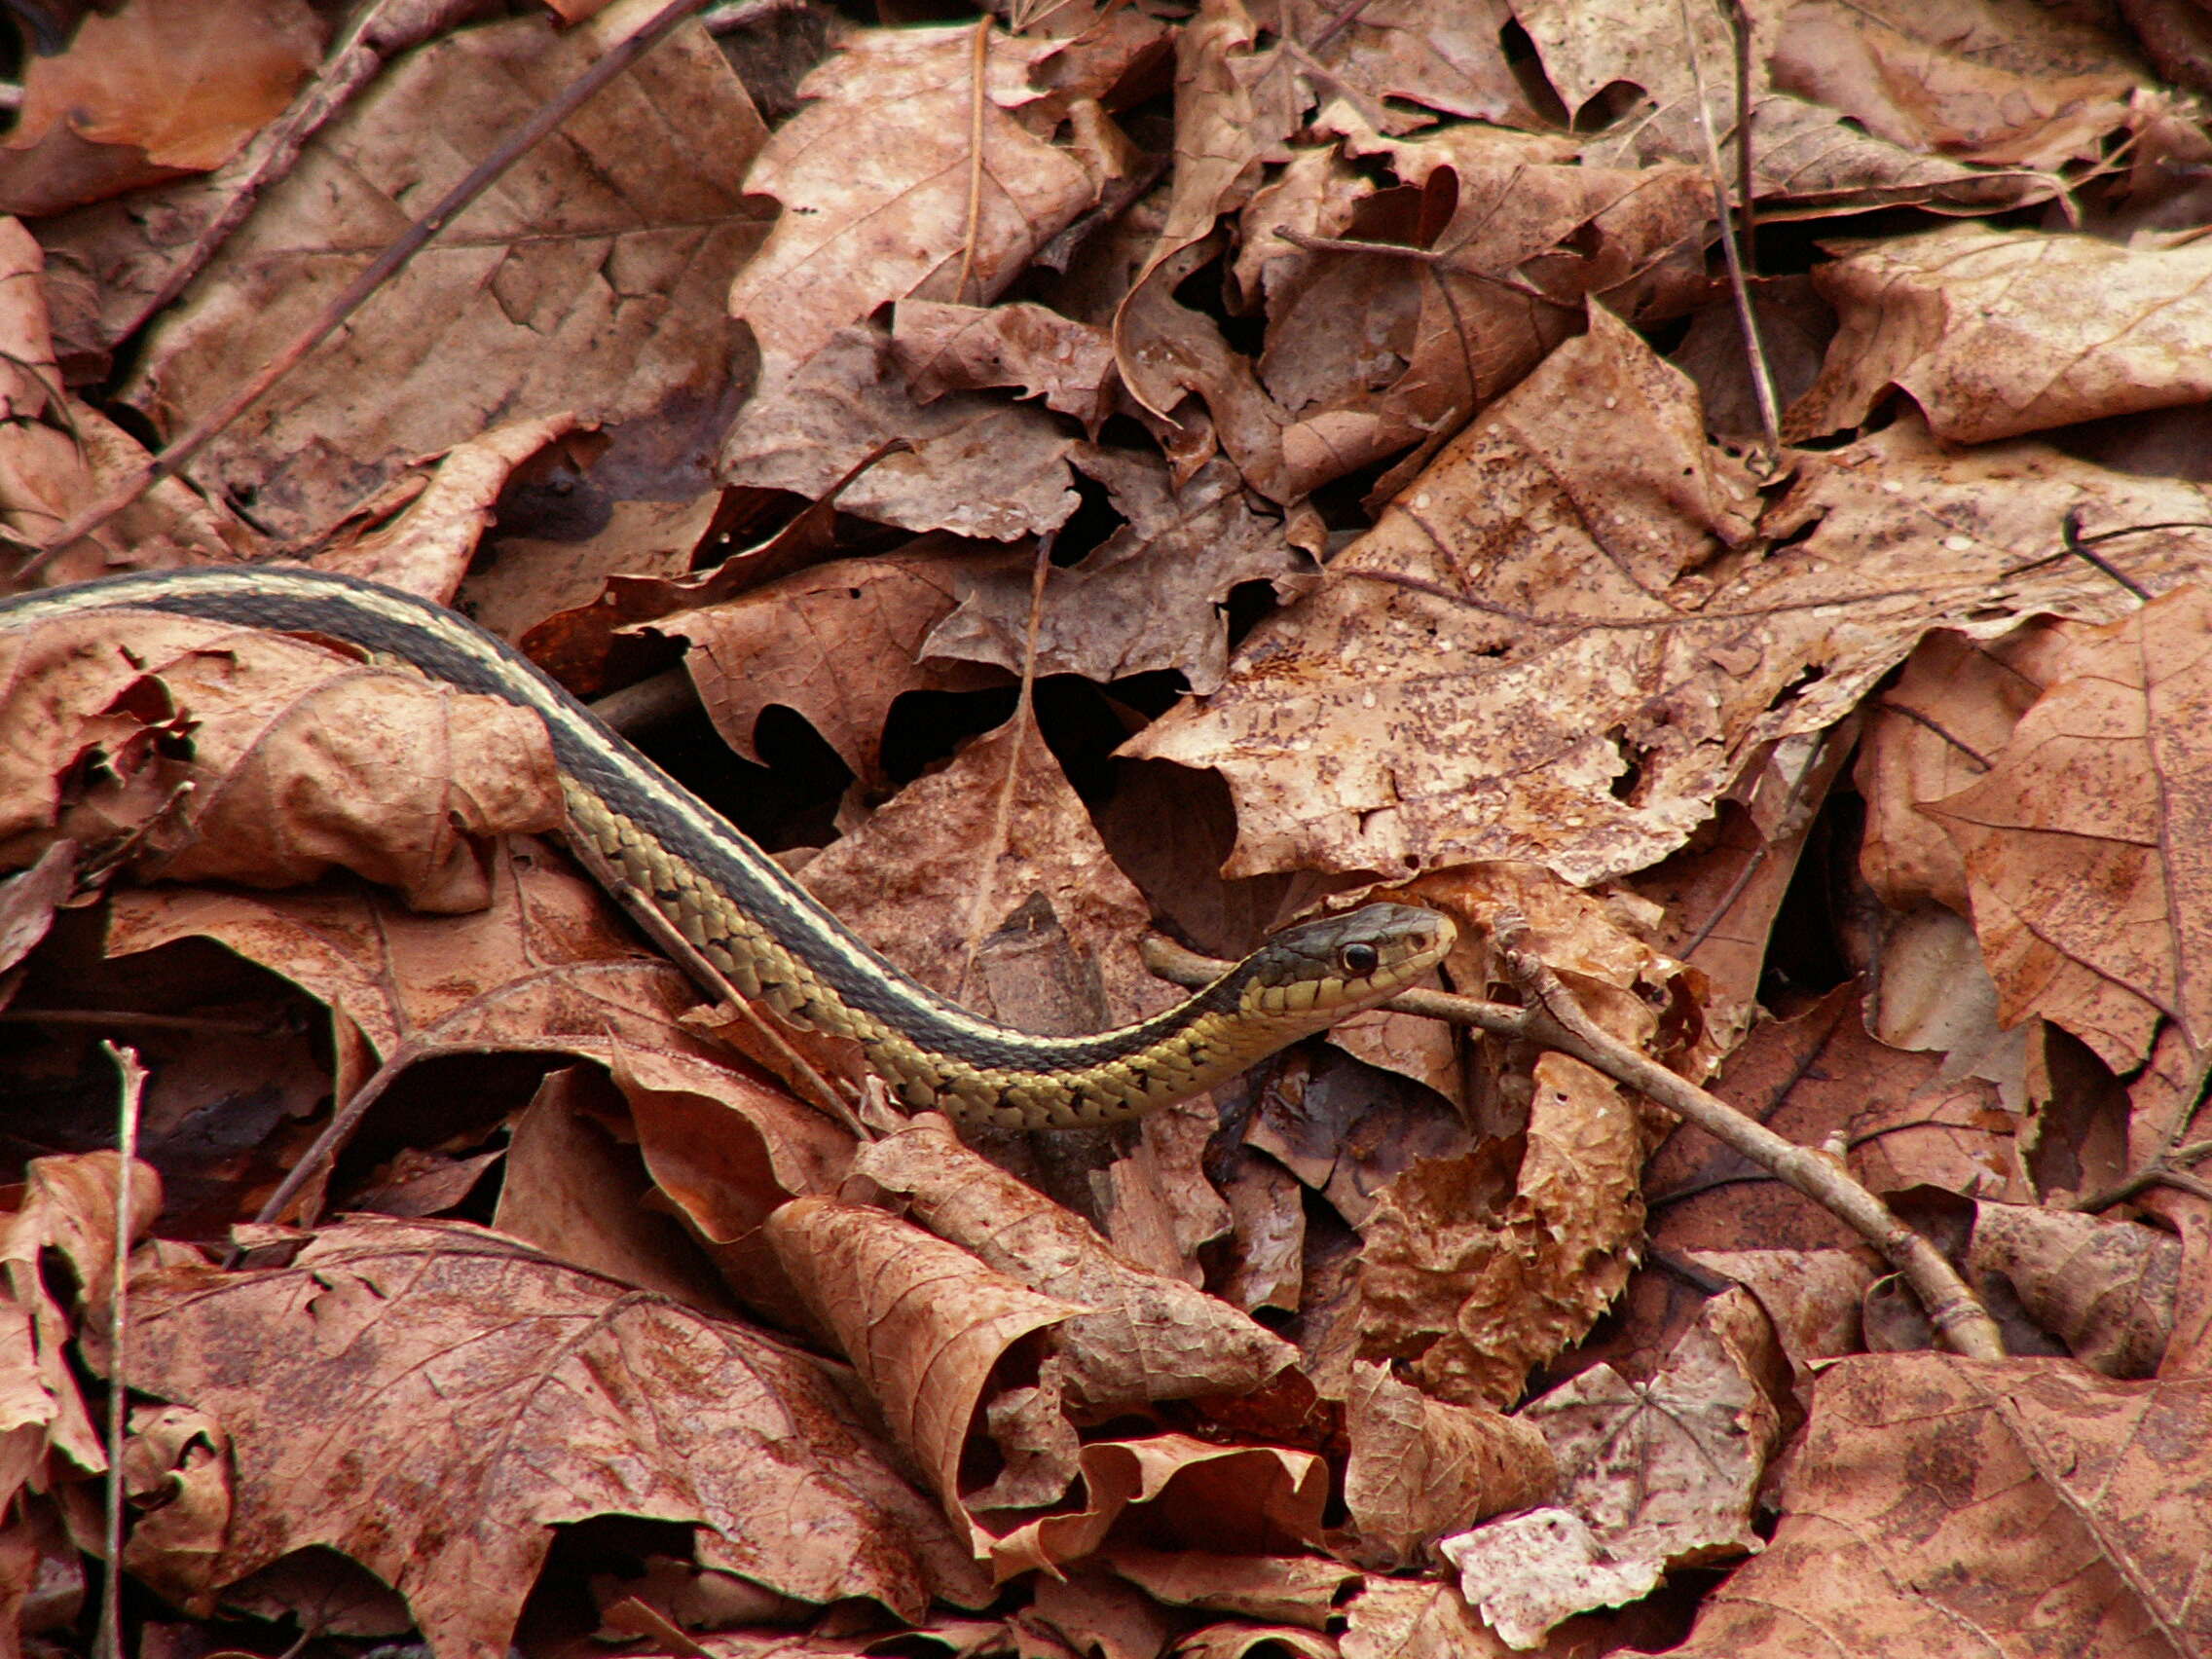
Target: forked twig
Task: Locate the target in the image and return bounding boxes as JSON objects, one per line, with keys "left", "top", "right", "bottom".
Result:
{"left": 1143, "top": 911, "right": 2008, "bottom": 1359}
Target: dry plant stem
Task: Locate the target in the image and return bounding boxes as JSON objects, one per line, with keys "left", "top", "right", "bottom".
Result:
{"left": 951, "top": 535, "right": 1054, "bottom": 1003}
{"left": 19, "top": 0, "right": 721, "bottom": 575}
{"left": 954, "top": 16, "right": 991, "bottom": 305}
{"left": 561, "top": 830, "right": 868, "bottom": 1139}
{"left": 2062, "top": 506, "right": 2155, "bottom": 600}
{"left": 129, "top": 0, "right": 488, "bottom": 337}
{"left": 1273, "top": 227, "right": 1570, "bottom": 309}
{"left": 98, "top": 1042, "right": 145, "bottom": 1659}
{"left": 1142, "top": 924, "right": 2009, "bottom": 1360}
{"left": 239, "top": 1044, "right": 422, "bottom": 1250}
{"left": 1678, "top": 0, "right": 1781, "bottom": 462}
{"left": 2079, "top": 1135, "right": 2212, "bottom": 1211}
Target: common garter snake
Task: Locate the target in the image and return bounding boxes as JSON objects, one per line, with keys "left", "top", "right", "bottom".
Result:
{"left": 0, "top": 567, "right": 1455, "bottom": 1129}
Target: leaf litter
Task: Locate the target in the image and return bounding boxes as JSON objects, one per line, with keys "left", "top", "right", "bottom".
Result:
{"left": 3, "top": 1, "right": 2212, "bottom": 1656}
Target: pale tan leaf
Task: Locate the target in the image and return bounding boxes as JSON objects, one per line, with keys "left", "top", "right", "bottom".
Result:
{"left": 1662, "top": 1356, "right": 2212, "bottom": 1657}
{"left": 892, "top": 300, "right": 1119, "bottom": 431}
{"left": 1342, "top": 1361, "right": 1554, "bottom": 1566}
{"left": 1966, "top": 1202, "right": 2178, "bottom": 1379}
{"left": 1102, "top": 1548, "right": 1357, "bottom": 1631}
{"left": 1339, "top": 1577, "right": 1514, "bottom": 1659}
{"left": 1793, "top": 228, "right": 2212, "bottom": 444}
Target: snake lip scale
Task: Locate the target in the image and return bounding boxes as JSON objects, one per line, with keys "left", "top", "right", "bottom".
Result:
{"left": 0, "top": 566, "right": 1456, "bottom": 1129}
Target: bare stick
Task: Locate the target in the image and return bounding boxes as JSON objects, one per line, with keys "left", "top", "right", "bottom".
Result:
{"left": 97, "top": 1043, "right": 146, "bottom": 1659}
{"left": 1678, "top": 0, "right": 1781, "bottom": 463}
{"left": 1142, "top": 917, "right": 2008, "bottom": 1360}
{"left": 953, "top": 534, "right": 1054, "bottom": 1003}
{"left": 20, "top": 0, "right": 717, "bottom": 575}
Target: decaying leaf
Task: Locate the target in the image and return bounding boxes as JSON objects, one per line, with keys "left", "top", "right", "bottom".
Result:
{"left": 113, "top": 1218, "right": 988, "bottom": 1654}
{"left": 1341, "top": 1361, "right": 1554, "bottom": 1566}
{"left": 1663, "top": 1355, "right": 2212, "bottom": 1657}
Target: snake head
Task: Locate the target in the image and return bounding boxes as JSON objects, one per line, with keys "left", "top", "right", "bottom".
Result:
{"left": 1240, "top": 902, "right": 1456, "bottom": 1021}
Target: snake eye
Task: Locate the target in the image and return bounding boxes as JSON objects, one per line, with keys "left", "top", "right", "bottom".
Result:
{"left": 1341, "top": 941, "right": 1381, "bottom": 977}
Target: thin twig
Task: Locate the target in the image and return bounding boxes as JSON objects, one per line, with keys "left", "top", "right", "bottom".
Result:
{"left": 1309, "top": 0, "right": 1380, "bottom": 50}
{"left": 97, "top": 1043, "right": 146, "bottom": 1659}
{"left": 1728, "top": 0, "right": 1755, "bottom": 272}
{"left": 1141, "top": 917, "right": 2008, "bottom": 1359}
{"left": 953, "top": 534, "right": 1055, "bottom": 1002}
{"left": 1678, "top": 0, "right": 1780, "bottom": 464}
{"left": 954, "top": 16, "right": 992, "bottom": 305}
{"left": 19, "top": 0, "right": 717, "bottom": 577}
{"left": 1274, "top": 227, "right": 1573, "bottom": 308}
{"left": 2061, "top": 505, "right": 2153, "bottom": 600}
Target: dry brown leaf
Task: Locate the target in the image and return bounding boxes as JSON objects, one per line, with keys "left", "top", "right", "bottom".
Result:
{"left": 1134, "top": 308, "right": 2212, "bottom": 887}
{"left": 1792, "top": 227, "right": 2212, "bottom": 445}
{"left": 0, "top": 607, "right": 563, "bottom": 912}
{"left": 800, "top": 709, "right": 1168, "bottom": 1038}
{"left": 853, "top": 1116, "right": 1295, "bottom": 1418}
{"left": 0, "top": 0, "right": 324, "bottom": 215}
{"left": 1965, "top": 1201, "right": 2179, "bottom": 1379}
{"left": 763, "top": 1194, "right": 1086, "bottom": 1537}
{"left": 1101, "top": 1548, "right": 1356, "bottom": 1631}
{"left": 1534, "top": 0, "right": 2094, "bottom": 214}
{"left": 113, "top": 1217, "right": 987, "bottom": 1653}
{"left": 655, "top": 543, "right": 1019, "bottom": 788}
{"left": 1649, "top": 983, "right": 2022, "bottom": 1253}
{"left": 1026, "top": 1567, "right": 1177, "bottom": 1659}
{"left": 1676, "top": 1248, "right": 1876, "bottom": 1392}
{"left": 989, "top": 1435, "right": 1328, "bottom": 1579}
{"left": 1353, "top": 1049, "right": 1643, "bottom": 1411}
{"left": 892, "top": 300, "right": 1119, "bottom": 432}
{"left": 1338, "top": 1577, "right": 1512, "bottom": 1659}
{"left": 719, "top": 325, "right": 1083, "bottom": 542}
{"left": 1282, "top": 0, "right": 1529, "bottom": 129}
{"left": 1927, "top": 585, "right": 2212, "bottom": 1074}
{"left": 121, "top": 0, "right": 768, "bottom": 540}
{"left": 317, "top": 415, "right": 588, "bottom": 606}
{"left": 491, "top": 1067, "right": 737, "bottom": 1315}
{"left": 1341, "top": 1361, "right": 1554, "bottom": 1567}
{"left": 2, "top": 1152, "right": 157, "bottom": 1499}
{"left": 1662, "top": 1355, "right": 2212, "bottom": 1657}
{"left": 727, "top": 22, "right": 1126, "bottom": 386}
{"left": 925, "top": 450, "right": 1311, "bottom": 694}
{"left": 101, "top": 838, "right": 737, "bottom": 1104}
{"left": 1856, "top": 619, "right": 2083, "bottom": 915}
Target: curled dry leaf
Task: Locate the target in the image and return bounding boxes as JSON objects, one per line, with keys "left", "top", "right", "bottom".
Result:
{"left": 892, "top": 300, "right": 1119, "bottom": 432}
{"left": 1965, "top": 1202, "right": 2179, "bottom": 1379}
{"left": 1174, "top": 1623, "right": 1336, "bottom": 1659}
{"left": 1102, "top": 1547, "right": 1357, "bottom": 1632}
{"left": 655, "top": 542, "right": 1021, "bottom": 788}
{"left": 1927, "top": 585, "right": 2212, "bottom": 1073}
{"left": 1341, "top": 1361, "right": 1554, "bottom": 1567}
{"left": 1791, "top": 227, "right": 2212, "bottom": 444}
{"left": 1768, "top": 0, "right": 2140, "bottom": 170}
{"left": 854, "top": 1116, "right": 1295, "bottom": 1417}
{"left": 0, "top": 608, "right": 563, "bottom": 913}
{"left": 727, "top": 22, "right": 1129, "bottom": 385}
{"left": 923, "top": 451, "right": 1312, "bottom": 695}
{"left": 116, "top": 1403, "right": 227, "bottom": 1612}
{"left": 123, "top": 0, "right": 769, "bottom": 540}
{"left": 1354, "top": 1050, "right": 1644, "bottom": 1411}
{"left": 114, "top": 1217, "right": 988, "bottom": 1654}
{"left": 719, "top": 325, "right": 1083, "bottom": 542}
{"left": 989, "top": 1435, "right": 1328, "bottom": 1580}
{"left": 1662, "top": 1355, "right": 2212, "bottom": 1658}
{"left": 764, "top": 1195, "right": 1086, "bottom": 1540}
{"left": 1129, "top": 314, "right": 2212, "bottom": 887}
{"left": 1, "top": 1152, "right": 160, "bottom": 1498}
{"left": 1676, "top": 1248, "right": 1876, "bottom": 1392}
{"left": 1855, "top": 619, "right": 2083, "bottom": 915}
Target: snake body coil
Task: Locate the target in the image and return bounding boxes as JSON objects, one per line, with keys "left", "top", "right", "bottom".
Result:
{"left": 0, "top": 567, "right": 1454, "bottom": 1128}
